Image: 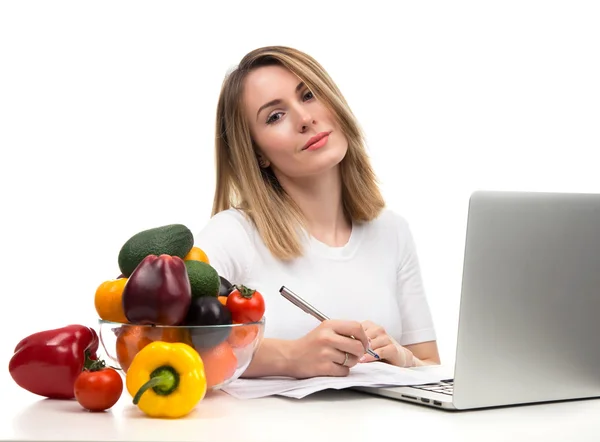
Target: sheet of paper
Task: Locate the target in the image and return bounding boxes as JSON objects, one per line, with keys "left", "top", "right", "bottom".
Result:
{"left": 222, "top": 362, "right": 453, "bottom": 399}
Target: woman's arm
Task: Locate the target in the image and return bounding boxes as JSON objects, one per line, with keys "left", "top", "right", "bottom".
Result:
{"left": 240, "top": 338, "right": 294, "bottom": 378}
{"left": 241, "top": 320, "right": 371, "bottom": 379}
{"left": 393, "top": 214, "right": 439, "bottom": 365}
{"left": 405, "top": 340, "right": 441, "bottom": 366}
{"left": 359, "top": 214, "right": 441, "bottom": 368}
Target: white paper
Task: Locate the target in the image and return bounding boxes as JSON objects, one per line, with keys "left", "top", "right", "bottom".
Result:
{"left": 221, "top": 362, "right": 453, "bottom": 399}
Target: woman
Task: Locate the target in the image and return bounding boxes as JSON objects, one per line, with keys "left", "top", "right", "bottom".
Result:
{"left": 195, "top": 46, "right": 440, "bottom": 379}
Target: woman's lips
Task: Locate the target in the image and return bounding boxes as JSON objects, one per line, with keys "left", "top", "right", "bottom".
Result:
{"left": 303, "top": 131, "right": 331, "bottom": 151}
{"left": 305, "top": 134, "right": 329, "bottom": 151}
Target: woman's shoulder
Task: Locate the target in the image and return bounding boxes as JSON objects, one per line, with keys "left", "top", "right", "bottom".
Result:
{"left": 360, "top": 208, "right": 418, "bottom": 258}
{"left": 194, "top": 208, "right": 260, "bottom": 255}
{"left": 199, "top": 207, "right": 257, "bottom": 237}
{"left": 365, "top": 207, "right": 412, "bottom": 235}
{"left": 194, "top": 208, "right": 258, "bottom": 283}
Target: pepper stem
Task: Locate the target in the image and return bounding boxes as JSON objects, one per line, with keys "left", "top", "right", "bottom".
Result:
{"left": 132, "top": 366, "right": 179, "bottom": 405}
{"left": 236, "top": 284, "right": 256, "bottom": 298}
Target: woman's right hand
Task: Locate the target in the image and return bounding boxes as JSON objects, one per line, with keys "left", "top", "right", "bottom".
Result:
{"left": 285, "top": 320, "right": 369, "bottom": 378}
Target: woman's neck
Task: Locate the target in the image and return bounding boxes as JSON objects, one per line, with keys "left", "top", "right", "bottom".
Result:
{"left": 277, "top": 166, "right": 351, "bottom": 247}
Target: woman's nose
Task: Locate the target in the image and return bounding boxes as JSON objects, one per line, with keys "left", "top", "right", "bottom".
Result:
{"left": 297, "top": 111, "right": 314, "bottom": 132}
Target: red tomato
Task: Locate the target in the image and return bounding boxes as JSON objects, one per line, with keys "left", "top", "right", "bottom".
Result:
{"left": 74, "top": 365, "right": 123, "bottom": 412}
{"left": 226, "top": 285, "right": 265, "bottom": 323}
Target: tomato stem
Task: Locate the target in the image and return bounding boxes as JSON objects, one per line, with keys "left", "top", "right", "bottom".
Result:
{"left": 236, "top": 284, "right": 256, "bottom": 298}
{"left": 83, "top": 351, "right": 102, "bottom": 370}
{"left": 83, "top": 351, "right": 121, "bottom": 372}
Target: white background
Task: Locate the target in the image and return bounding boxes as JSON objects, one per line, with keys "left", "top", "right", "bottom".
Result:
{"left": 1, "top": 0, "right": 599, "bottom": 380}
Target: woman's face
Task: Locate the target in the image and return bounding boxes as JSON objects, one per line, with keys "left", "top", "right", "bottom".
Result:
{"left": 242, "top": 64, "right": 348, "bottom": 180}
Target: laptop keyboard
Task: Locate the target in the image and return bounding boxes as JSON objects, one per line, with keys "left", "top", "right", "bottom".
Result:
{"left": 411, "top": 379, "right": 454, "bottom": 396}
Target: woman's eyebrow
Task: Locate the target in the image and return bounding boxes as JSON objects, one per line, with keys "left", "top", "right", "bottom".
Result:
{"left": 256, "top": 82, "right": 306, "bottom": 121}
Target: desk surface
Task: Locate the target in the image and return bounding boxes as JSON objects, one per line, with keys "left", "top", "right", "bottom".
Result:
{"left": 4, "top": 380, "right": 600, "bottom": 442}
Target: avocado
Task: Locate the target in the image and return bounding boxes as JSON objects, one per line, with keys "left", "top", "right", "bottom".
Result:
{"left": 118, "top": 224, "right": 194, "bottom": 277}
{"left": 185, "top": 260, "right": 221, "bottom": 298}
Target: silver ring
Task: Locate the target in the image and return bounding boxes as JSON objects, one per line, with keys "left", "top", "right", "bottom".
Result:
{"left": 342, "top": 352, "right": 349, "bottom": 366}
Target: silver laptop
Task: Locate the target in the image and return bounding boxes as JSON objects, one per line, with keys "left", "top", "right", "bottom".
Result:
{"left": 356, "top": 190, "right": 600, "bottom": 410}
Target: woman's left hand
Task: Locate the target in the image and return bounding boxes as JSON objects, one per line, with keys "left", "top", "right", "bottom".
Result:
{"left": 359, "top": 320, "right": 415, "bottom": 367}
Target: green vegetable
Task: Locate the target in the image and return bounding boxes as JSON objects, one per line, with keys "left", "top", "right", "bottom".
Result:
{"left": 185, "top": 260, "right": 220, "bottom": 298}
{"left": 118, "top": 224, "right": 194, "bottom": 277}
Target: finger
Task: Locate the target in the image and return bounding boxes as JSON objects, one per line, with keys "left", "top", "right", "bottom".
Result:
{"left": 364, "top": 328, "right": 381, "bottom": 340}
{"left": 334, "top": 350, "right": 359, "bottom": 368}
{"left": 361, "top": 320, "right": 376, "bottom": 331}
{"left": 370, "top": 334, "right": 392, "bottom": 351}
{"left": 314, "top": 327, "right": 365, "bottom": 358}
{"left": 360, "top": 321, "right": 388, "bottom": 341}
{"left": 327, "top": 320, "right": 369, "bottom": 352}
{"left": 324, "top": 361, "right": 350, "bottom": 377}
{"left": 359, "top": 353, "right": 377, "bottom": 363}
{"left": 370, "top": 343, "right": 395, "bottom": 362}
{"left": 326, "top": 332, "right": 366, "bottom": 358}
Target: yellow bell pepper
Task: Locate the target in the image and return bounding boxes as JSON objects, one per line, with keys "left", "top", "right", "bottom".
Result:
{"left": 126, "top": 341, "right": 207, "bottom": 418}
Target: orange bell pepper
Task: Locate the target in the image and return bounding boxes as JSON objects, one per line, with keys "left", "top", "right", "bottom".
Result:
{"left": 116, "top": 325, "right": 193, "bottom": 373}
{"left": 94, "top": 278, "right": 128, "bottom": 323}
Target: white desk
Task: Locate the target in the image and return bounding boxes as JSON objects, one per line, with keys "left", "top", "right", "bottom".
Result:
{"left": 4, "top": 380, "right": 600, "bottom": 442}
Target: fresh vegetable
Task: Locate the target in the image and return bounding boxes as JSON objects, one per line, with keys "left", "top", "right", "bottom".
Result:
{"left": 185, "top": 296, "right": 232, "bottom": 349}
{"left": 74, "top": 358, "right": 123, "bottom": 412}
{"left": 218, "top": 296, "right": 228, "bottom": 306}
{"left": 228, "top": 323, "right": 260, "bottom": 348}
{"left": 184, "top": 246, "right": 210, "bottom": 264}
{"left": 126, "top": 341, "right": 207, "bottom": 419}
{"left": 184, "top": 296, "right": 232, "bottom": 326}
{"left": 94, "top": 278, "right": 128, "bottom": 323}
{"left": 9, "top": 325, "right": 99, "bottom": 399}
{"left": 197, "top": 341, "right": 237, "bottom": 389}
{"left": 185, "top": 260, "right": 220, "bottom": 298}
{"left": 116, "top": 325, "right": 193, "bottom": 373}
{"left": 218, "top": 275, "right": 234, "bottom": 297}
{"left": 122, "top": 254, "right": 192, "bottom": 326}
{"left": 118, "top": 224, "right": 194, "bottom": 277}
{"left": 226, "top": 285, "right": 265, "bottom": 324}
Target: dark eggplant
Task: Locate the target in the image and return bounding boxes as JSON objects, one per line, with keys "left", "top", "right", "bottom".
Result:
{"left": 184, "top": 296, "right": 232, "bottom": 349}
{"left": 218, "top": 275, "right": 235, "bottom": 297}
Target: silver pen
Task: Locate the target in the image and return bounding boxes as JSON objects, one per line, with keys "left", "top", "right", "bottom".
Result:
{"left": 279, "top": 285, "right": 380, "bottom": 360}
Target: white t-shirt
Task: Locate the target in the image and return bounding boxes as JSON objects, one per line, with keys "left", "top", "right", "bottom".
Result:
{"left": 194, "top": 208, "right": 437, "bottom": 346}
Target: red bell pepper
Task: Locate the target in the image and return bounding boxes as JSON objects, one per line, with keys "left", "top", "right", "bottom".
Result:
{"left": 122, "top": 254, "right": 192, "bottom": 325}
{"left": 8, "top": 324, "right": 99, "bottom": 399}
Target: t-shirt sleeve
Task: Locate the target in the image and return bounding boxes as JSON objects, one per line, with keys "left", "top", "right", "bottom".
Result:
{"left": 193, "top": 209, "right": 256, "bottom": 286}
{"left": 395, "top": 216, "right": 437, "bottom": 346}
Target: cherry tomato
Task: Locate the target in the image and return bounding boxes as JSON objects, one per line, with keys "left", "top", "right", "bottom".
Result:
{"left": 226, "top": 285, "right": 265, "bottom": 323}
{"left": 74, "top": 363, "right": 123, "bottom": 412}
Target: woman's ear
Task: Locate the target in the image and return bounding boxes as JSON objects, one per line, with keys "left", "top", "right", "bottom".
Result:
{"left": 257, "top": 152, "right": 271, "bottom": 168}
{"left": 252, "top": 139, "right": 271, "bottom": 168}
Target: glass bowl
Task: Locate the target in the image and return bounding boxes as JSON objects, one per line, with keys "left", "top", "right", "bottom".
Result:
{"left": 98, "top": 317, "right": 265, "bottom": 391}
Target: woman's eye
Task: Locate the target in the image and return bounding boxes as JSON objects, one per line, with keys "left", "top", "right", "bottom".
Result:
{"left": 265, "top": 91, "right": 313, "bottom": 124}
{"left": 266, "top": 112, "right": 283, "bottom": 124}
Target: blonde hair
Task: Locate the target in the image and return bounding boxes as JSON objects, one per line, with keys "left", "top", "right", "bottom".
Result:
{"left": 212, "top": 45, "right": 385, "bottom": 260}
